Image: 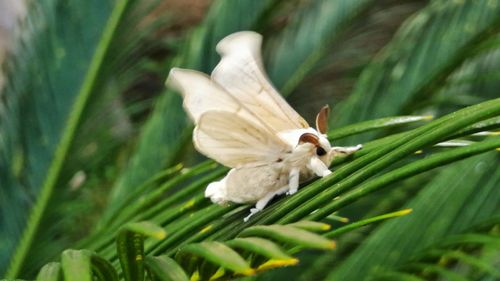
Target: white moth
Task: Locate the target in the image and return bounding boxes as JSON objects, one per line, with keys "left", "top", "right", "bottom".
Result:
{"left": 167, "top": 31, "right": 362, "bottom": 221}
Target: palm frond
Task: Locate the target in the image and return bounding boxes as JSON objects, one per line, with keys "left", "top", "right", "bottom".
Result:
{"left": 2, "top": 0, "right": 500, "bottom": 280}
{"left": 372, "top": 218, "right": 500, "bottom": 281}
{"left": 325, "top": 154, "right": 500, "bottom": 280}
{"left": 336, "top": 0, "right": 500, "bottom": 143}
{"left": 0, "top": 0, "right": 169, "bottom": 276}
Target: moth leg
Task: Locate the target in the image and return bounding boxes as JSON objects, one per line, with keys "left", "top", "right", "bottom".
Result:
{"left": 244, "top": 186, "right": 289, "bottom": 222}
{"left": 309, "top": 157, "right": 332, "bottom": 177}
{"left": 286, "top": 168, "right": 300, "bottom": 195}
{"left": 331, "top": 144, "right": 363, "bottom": 157}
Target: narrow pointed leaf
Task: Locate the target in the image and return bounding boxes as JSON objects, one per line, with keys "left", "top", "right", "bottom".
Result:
{"left": 337, "top": 0, "right": 500, "bottom": 144}
{"left": 373, "top": 271, "right": 425, "bottom": 281}
{"left": 287, "top": 221, "right": 331, "bottom": 232}
{"left": 117, "top": 228, "right": 145, "bottom": 281}
{"left": 453, "top": 116, "right": 500, "bottom": 138}
{"left": 309, "top": 137, "right": 500, "bottom": 220}
{"left": 177, "top": 241, "right": 254, "bottom": 276}
{"left": 239, "top": 225, "right": 335, "bottom": 250}
{"left": 145, "top": 255, "right": 189, "bottom": 281}
{"left": 433, "top": 140, "right": 475, "bottom": 147}
{"left": 329, "top": 116, "right": 433, "bottom": 140}
{"left": 327, "top": 154, "right": 499, "bottom": 280}
{"left": 122, "top": 222, "right": 167, "bottom": 240}
{"left": 429, "top": 250, "right": 500, "bottom": 277}
{"left": 90, "top": 254, "right": 119, "bottom": 281}
{"left": 268, "top": 0, "right": 375, "bottom": 95}
{"left": 440, "top": 233, "right": 500, "bottom": 248}
{"left": 35, "top": 262, "right": 61, "bottom": 281}
{"left": 61, "top": 250, "right": 92, "bottom": 281}
{"left": 2, "top": 0, "right": 133, "bottom": 276}
{"left": 325, "top": 209, "right": 412, "bottom": 238}
{"left": 226, "top": 237, "right": 296, "bottom": 265}
{"left": 117, "top": 222, "right": 165, "bottom": 281}
{"left": 407, "top": 263, "right": 468, "bottom": 281}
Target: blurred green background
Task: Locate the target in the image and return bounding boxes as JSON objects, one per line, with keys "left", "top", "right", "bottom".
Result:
{"left": 0, "top": 0, "right": 499, "bottom": 280}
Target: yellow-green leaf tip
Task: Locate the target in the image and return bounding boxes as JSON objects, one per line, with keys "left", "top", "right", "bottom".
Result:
{"left": 191, "top": 271, "right": 200, "bottom": 281}
{"left": 257, "top": 258, "right": 299, "bottom": 271}
{"left": 327, "top": 240, "right": 337, "bottom": 249}
{"left": 183, "top": 199, "right": 196, "bottom": 209}
{"left": 154, "top": 230, "right": 167, "bottom": 240}
{"left": 338, "top": 217, "right": 349, "bottom": 223}
{"left": 209, "top": 268, "right": 225, "bottom": 280}
{"left": 321, "top": 224, "right": 332, "bottom": 231}
{"left": 397, "top": 208, "right": 413, "bottom": 216}
{"left": 240, "top": 268, "right": 256, "bottom": 276}
{"left": 199, "top": 225, "right": 213, "bottom": 234}
{"left": 423, "top": 115, "right": 434, "bottom": 120}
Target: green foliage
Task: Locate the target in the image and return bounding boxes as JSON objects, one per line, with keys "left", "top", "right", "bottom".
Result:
{"left": 372, "top": 219, "right": 500, "bottom": 280}
{"left": 1, "top": 0, "right": 500, "bottom": 280}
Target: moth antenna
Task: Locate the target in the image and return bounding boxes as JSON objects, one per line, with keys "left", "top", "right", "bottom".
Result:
{"left": 298, "top": 133, "right": 320, "bottom": 146}
{"left": 315, "top": 105, "right": 330, "bottom": 135}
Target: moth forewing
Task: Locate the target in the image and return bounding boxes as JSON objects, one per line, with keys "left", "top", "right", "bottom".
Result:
{"left": 167, "top": 68, "right": 241, "bottom": 124}
{"left": 211, "top": 31, "right": 309, "bottom": 132}
{"left": 193, "top": 111, "right": 289, "bottom": 168}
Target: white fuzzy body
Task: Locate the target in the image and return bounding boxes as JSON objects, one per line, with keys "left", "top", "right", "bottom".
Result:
{"left": 206, "top": 128, "right": 320, "bottom": 204}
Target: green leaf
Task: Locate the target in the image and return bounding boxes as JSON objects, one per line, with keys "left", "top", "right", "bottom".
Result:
{"left": 61, "top": 250, "right": 92, "bottom": 281}
{"left": 309, "top": 137, "right": 500, "bottom": 220}
{"left": 177, "top": 241, "right": 255, "bottom": 276}
{"left": 2, "top": 0, "right": 134, "bottom": 276}
{"left": 145, "top": 255, "right": 189, "bottom": 281}
{"left": 239, "top": 225, "right": 335, "bottom": 250}
{"left": 406, "top": 263, "right": 469, "bottom": 281}
{"left": 267, "top": 0, "right": 375, "bottom": 95}
{"left": 117, "top": 222, "right": 166, "bottom": 281}
{"left": 86, "top": 163, "right": 218, "bottom": 255}
{"left": 226, "top": 237, "right": 297, "bottom": 270}
{"left": 439, "top": 233, "right": 500, "bottom": 248}
{"left": 372, "top": 271, "right": 425, "bottom": 281}
{"left": 453, "top": 116, "right": 500, "bottom": 138}
{"left": 337, "top": 0, "right": 500, "bottom": 142}
{"left": 286, "top": 221, "right": 332, "bottom": 233}
{"left": 89, "top": 254, "right": 119, "bottom": 281}
{"left": 116, "top": 229, "right": 145, "bottom": 281}
{"left": 122, "top": 222, "right": 167, "bottom": 240}
{"left": 426, "top": 250, "right": 500, "bottom": 278}
{"left": 35, "top": 262, "right": 61, "bottom": 281}
{"left": 325, "top": 209, "right": 412, "bottom": 238}
{"left": 326, "top": 153, "right": 500, "bottom": 280}
{"left": 329, "top": 116, "right": 433, "bottom": 140}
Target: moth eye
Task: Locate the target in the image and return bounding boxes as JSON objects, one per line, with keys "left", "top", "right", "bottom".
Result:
{"left": 316, "top": 147, "right": 327, "bottom": 156}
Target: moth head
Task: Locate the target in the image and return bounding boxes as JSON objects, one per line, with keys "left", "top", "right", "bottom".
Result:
{"left": 298, "top": 132, "right": 333, "bottom": 165}
{"left": 315, "top": 105, "right": 330, "bottom": 135}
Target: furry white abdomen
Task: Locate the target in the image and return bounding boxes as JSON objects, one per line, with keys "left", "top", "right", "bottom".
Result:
{"left": 206, "top": 163, "right": 288, "bottom": 204}
{"left": 205, "top": 142, "right": 317, "bottom": 205}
